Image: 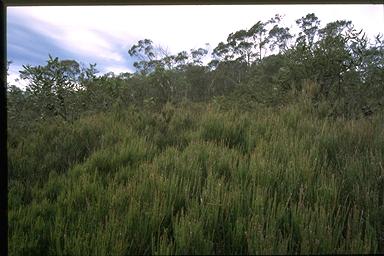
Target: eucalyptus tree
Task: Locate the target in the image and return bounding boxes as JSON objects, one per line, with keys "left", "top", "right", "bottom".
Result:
{"left": 211, "top": 22, "right": 267, "bottom": 65}
{"left": 212, "top": 27, "right": 258, "bottom": 66}
{"left": 295, "top": 13, "right": 321, "bottom": 49}
{"left": 248, "top": 21, "right": 269, "bottom": 62}
{"left": 174, "top": 51, "right": 189, "bottom": 70}
{"left": 128, "top": 39, "right": 173, "bottom": 104}
{"left": 276, "top": 13, "right": 321, "bottom": 93}
{"left": 268, "top": 24, "right": 293, "bottom": 53}
{"left": 211, "top": 14, "right": 287, "bottom": 67}
{"left": 226, "top": 29, "right": 255, "bottom": 65}
{"left": 210, "top": 39, "right": 248, "bottom": 90}
{"left": 128, "top": 39, "right": 171, "bottom": 75}
{"left": 210, "top": 25, "right": 260, "bottom": 86}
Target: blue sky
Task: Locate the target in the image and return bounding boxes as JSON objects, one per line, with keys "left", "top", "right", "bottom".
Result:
{"left": 7, "top": 5, "right": 384, "bottom": 88}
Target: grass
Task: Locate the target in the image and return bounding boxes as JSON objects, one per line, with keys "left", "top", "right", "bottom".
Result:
{"left": 8, "top": 100, "right": 384, "bottom": 255}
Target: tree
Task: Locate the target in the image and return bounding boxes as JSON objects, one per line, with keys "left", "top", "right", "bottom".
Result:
{"left": 212, "top": 28, "right": 257, "bottom": 66}
{"left": 313, "top": 20, "right": 369, "bottom": 97}
{"left": 248, "top": 21, "right": 269, "bottom": 62}
{"left": 190, "top": 48, "right": 208, "bottom": 65}
{"left": 247, "top": 14, "right": 283, "bottom": 62}
{"left": 268, "top": 24, "right": 293, "bottom": 53}
{"left": 295, "top": 13, "right": 320, "bottom": 49}
{"left": 19, "top": 55, "right": 82, "bottom": 121}
{"left": 128, "top": 39, "right": 171, "bottom": 74}
{"left": 278, "top": 14, "right": 321, "bottom": 93}
{"left": 174, "top": 51, "right": 189, "bottom": 70}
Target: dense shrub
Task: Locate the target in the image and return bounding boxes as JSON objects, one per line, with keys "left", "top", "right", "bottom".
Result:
{"left": 8, "top": 103, "right": 384, "bottom": 255}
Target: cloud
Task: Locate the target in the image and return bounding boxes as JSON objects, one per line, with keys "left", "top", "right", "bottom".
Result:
{"left": 7, "top": 7, "right": 137, "bottom": 77}
{"left": 7, "top": 19, "right": 74, "bottom": 66}
{"left": 103, "top": 65, "right": 133, "bottom": 75}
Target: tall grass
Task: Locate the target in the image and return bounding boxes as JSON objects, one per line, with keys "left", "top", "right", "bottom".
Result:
{"left": 8, "top": 100, "right": 384, "bottom": 255}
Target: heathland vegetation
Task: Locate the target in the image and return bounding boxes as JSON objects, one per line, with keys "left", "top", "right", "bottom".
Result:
{"left": 7, "top": 13, "right": 384, "bottom": 255}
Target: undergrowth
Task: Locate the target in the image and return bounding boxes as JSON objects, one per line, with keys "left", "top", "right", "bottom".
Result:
{"left": 8, "top": 100, "right": 384, "bottom": 255}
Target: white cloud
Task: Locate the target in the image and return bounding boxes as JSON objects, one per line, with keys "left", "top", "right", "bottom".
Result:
{"left": 58, "top": 30, "right": 123, "bottom": 62}
{"left": 103, "top": 65, "right": 134, "bottom": 74}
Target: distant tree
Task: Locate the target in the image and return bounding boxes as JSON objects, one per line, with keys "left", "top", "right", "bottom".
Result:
{"left": 174, "top": 51, "right": 189, "bottom": 69}
{"left": 268, "top": 24, "right": 293, "bottom": 53}
{"left": 128, "top": 39, "right": 171, "bottom": 74}
{"left": 295, "top": 13, "right": 321, "bottom": 49}
{"left": 190, "top": 48, "right": 208, "bottom": 65}
{"left": 248, "top": 21, "right": 269, "bottom": 62}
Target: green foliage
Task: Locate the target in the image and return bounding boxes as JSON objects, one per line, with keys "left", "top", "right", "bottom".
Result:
{"left": 200, "top": 110, "right": 249, "bottom": 153}
{"left": 8, "top": 101, "right": 384, "bottom": 255}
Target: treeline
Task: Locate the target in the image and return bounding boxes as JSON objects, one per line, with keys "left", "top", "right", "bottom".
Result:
{"left": 7, "top": 13, "right": 384, "bottom": 130}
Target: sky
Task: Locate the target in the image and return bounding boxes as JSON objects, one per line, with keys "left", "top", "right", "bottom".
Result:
{"left": 7, "top": 5, "right": 384, "bottom": 88}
